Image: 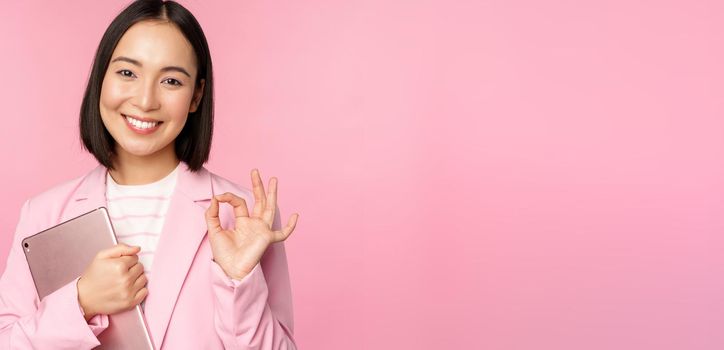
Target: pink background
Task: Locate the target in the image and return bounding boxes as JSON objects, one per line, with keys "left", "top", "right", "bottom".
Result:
{"left": 1, "top": 0, "right": 723, "bottom": 349}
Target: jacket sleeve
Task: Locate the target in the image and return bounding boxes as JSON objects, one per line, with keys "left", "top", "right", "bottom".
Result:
{"left": 210, "top": 206, "right": 297, "bottom": 349}
{"left": 0, "top": 199, "right": 109, "bottom": 349}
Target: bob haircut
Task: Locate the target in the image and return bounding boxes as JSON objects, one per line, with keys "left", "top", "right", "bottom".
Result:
{"left": 79, "top": 0, "right": 213, "bottom": 172}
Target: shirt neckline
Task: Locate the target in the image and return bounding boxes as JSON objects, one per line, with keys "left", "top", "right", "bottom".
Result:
{"left": 106, "top": 162, "right": 181, "bottom": 189}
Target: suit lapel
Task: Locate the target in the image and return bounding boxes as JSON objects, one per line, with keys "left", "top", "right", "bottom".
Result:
{"left": 142, "top": 164, "right": 212, "bottom": 348}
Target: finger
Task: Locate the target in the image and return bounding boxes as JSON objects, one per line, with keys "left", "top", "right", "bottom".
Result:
{"left": 214, "top": 192, "right": 249, "bottom": 217}
{"left": 132, "top": 273, "right": 148, "bottom": 291}
{"left": 118, "top": 255, "right": 140, "bottom": 269}
{"left": 272, "top": 213, "right": 299, "bottom": 242}
{"left": 262, "top": 177, "right": 278, "bottom": 226}
{"left": 251, "top": 169, "right": 266, "bottom": 217}
{"left": 127, "top": 262, "right": 144, "bottom": 279}
{"left": 133, "top": 287, "right": 149, "bottom": 305}
{"left": 205, "top": 196, "right": 222, "bottom": 234}
{"left": 97, "top": 243, "right": 140, "bottom": 259}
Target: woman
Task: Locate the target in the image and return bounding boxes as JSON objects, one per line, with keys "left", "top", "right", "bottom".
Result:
{"left": 0, "top": 1, "right": 299, "bottom": 349}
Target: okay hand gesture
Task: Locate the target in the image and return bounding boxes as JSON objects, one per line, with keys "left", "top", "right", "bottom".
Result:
{"left": 205, "top": 169, "right": 299, "bottom": 280}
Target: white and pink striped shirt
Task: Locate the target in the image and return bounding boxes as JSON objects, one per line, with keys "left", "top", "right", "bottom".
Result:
{"left": 105, "top": 163, "right": 179, "bottom": 281}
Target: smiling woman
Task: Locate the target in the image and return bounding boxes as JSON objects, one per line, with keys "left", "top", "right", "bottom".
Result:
{"left": 97, "top": 20, "right": 205, "bottom": 180}
{"left": 0, "top": 1, "right": 299, "bottom": 349}
{"left": 80, "top": 1, "right": 213, "bottom": 179}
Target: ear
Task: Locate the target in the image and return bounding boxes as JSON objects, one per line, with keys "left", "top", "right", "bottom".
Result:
{"left": 189, "top": 78, "right": 206, "bottom": 113}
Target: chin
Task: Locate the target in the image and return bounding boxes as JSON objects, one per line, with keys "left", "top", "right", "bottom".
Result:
{"left": 117, "top": 144, "right": 163, "bottom": 158}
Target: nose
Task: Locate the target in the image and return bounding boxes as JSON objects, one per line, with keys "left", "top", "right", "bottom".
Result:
{"left": 132, "top": 79, "right": 160, "bottom": 112}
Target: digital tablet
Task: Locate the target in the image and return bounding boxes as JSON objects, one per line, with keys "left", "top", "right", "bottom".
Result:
{"left": 22, "top": 207, "right": 155, "bottom": 350}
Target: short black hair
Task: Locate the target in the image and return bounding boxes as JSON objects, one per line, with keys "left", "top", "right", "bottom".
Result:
{"left": 80, "top": 0, "right": 213, "bottom": 172}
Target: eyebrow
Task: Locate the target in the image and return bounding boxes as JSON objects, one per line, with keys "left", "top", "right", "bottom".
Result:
{"left": 110, "top": 56, "right": 191, "bottom": 78}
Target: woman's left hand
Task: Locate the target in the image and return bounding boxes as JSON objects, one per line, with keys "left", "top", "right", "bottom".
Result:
{"left": 205, "top": 169, "right": 299, "bottom": 280}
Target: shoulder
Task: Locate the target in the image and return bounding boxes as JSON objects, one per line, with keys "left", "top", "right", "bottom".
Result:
{"left": 12, "top": 167, "right": 97, "bottom": 240}
{"left": 23, "top": 168, "right": 93, "bottom": 216}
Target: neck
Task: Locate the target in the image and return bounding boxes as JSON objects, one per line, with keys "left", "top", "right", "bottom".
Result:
{"left": 108, "top": 146, "right": 180, "bottom": 185}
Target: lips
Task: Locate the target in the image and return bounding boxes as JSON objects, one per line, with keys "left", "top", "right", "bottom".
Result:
{"left": 122, "top": 114, "right": 161, "bottom": 123}
{"left": 122, "top": 114, "right": 163, "bottom": 134}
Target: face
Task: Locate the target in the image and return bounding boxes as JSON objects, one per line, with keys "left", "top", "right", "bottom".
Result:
{"left": 99, "top": 20, "right": 205, "bottom": 163}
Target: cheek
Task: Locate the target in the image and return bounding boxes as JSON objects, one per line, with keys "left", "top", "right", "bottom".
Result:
{"left": 162, "top": 90, "right": 195, "bottom": 122}
{"left": 99, "top": 77, "right": 127, "bottom": 112}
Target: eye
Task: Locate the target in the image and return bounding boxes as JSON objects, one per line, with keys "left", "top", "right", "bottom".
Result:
{"left": 116, "top": 69, "right": 136, "bottom": 78}
{"left": 163, "top": 78, "right": 183, "bottom": 87}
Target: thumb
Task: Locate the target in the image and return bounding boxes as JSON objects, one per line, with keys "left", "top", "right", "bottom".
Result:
{"left": 97, "top": 243, "right": 141, "bottom": 259}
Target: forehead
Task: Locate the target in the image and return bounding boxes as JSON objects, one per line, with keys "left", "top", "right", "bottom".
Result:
{"left": 111, "top": 20, "right": 197, "bottom": 72}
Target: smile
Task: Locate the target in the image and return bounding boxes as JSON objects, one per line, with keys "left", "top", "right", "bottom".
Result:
{"left": 122, "top": 114, "right": 163, "bottom": 134}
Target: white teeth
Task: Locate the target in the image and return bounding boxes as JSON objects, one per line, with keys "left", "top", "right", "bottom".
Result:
{"left": 124, "top": 115, "right": 159, "bottom": 130}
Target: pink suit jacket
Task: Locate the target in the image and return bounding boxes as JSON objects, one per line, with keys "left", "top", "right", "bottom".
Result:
{"left": 0, "top": 164, "right": 297, "bottom": 349}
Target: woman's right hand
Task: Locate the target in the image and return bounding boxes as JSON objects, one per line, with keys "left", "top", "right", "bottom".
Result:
{"left": 76, "top": 243, "right": 148, "bottom": 321}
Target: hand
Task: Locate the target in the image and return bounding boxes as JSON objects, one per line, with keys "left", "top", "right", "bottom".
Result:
{"left": 205, "top": 168, "right": 299, "bottom": 280}
{"left": 77, "top": 244, "right": 148, "bottom": 321}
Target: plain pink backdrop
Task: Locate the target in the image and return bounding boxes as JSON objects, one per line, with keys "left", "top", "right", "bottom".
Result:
{"left": 1, "top": 0, "right": 724, "bottom": 349}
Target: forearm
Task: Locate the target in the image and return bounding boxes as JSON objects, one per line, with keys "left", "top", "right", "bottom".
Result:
{"left": 210, "top": 261, "right": 297, "bottom": 350}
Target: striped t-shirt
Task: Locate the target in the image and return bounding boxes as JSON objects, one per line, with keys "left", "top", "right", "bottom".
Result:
{"left": 105, "top": 163, "right": 179, "bottom": 281}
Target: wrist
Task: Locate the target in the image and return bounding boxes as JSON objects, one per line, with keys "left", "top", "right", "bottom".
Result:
{"left": 80, "top": 305, "right": 96, "bottom": 322}
{"left": 76, "top": 278, "right": 97, "bottom": 321}
{"left": 227, "top": 271, "right": 247, "bottom": 281}
{"left": 212, "top": 258, "right": 249, "bottom": 281}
